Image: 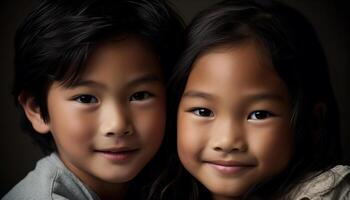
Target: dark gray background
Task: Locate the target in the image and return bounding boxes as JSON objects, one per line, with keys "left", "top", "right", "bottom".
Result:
{"left": 1, "top": 0, "right": 349, "bottom": 196}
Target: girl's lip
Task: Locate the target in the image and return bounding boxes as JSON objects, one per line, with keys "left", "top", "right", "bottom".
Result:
{"left": 206, "top": 160, "right": 255, "bottom": 166}
{"left": 205, "top": 160, "right": 255, "bottom": 174}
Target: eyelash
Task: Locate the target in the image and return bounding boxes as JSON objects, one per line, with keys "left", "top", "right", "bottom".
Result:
{"left": 74, "top": 95, "right": 98, "bottom": 104}
{"left": 72, "top": 91, "right": 154, "bottom": 105}
{"left": 187, "top": 108, "right": 274, "bottom": 120}
{"left": 248, "top": 110, "right": 274, "bottom": 120}
{"left": 188, "top": 107, "right": 214, "bottom": 117}
{"left": 129, "top": 91, "right": 154, "bottom": 101}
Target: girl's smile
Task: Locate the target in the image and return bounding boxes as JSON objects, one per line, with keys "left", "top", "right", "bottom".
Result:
{"left": 204, "top": 160, "right": 256, "bottom": 175}
{"left": 177, "top": 40, "right": 294, "bottom": 199}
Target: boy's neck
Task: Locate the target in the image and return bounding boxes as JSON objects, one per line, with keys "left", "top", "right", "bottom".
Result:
{"left": 76, "top": 171, "right": 129, "bottom": 200}
{"left": 57, "top": 153, "right": 129, "bottom": 199}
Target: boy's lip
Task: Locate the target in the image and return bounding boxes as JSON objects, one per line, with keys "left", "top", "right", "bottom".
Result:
{"left": 95, "top": 146, "right": 138, "bottom": 153}
{"left": 94, "top": 147, "right": 139, "bottom": 162}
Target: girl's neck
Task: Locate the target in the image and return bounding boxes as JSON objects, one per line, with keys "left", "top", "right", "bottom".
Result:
{"left": 212, "top": 194, "right": 242, "bottom": 200}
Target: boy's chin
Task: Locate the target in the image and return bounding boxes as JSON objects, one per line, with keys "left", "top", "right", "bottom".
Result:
{"left": 96, "top": 169, "right": 141, "bottom": 184}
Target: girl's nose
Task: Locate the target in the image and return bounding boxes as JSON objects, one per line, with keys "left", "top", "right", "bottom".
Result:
{"left": 210, "top": 119, "right": 247, "bottom": 153}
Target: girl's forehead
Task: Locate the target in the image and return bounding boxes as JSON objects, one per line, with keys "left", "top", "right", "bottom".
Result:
{"left": 185, "top": 40, "right": 290, "bottom": 104}
{"left": 198, "top": 39, "right": 273, "bottom": 68}
{"left": 192, "top": 40, "right": 274, "bottom": 77}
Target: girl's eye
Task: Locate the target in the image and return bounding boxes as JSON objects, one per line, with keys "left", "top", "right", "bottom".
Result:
{"left": 190, "top": 108, "right": 214, "bottom": 117}
{"left": 248, "top": 110, "right": 273, "bottom": 120}
{"left": 129, "top": 91, "right": 153, "bottom": 101}
{"left": 74, "top": 95, "right": 98, "bottom": 104}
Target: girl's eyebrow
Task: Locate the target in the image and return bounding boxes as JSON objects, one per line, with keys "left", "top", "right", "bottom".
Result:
{"left": 244, "top": 93, "right": 286, "bottom": 103}
{"left": 182, "top": 90, "right": 286, "bottom": 103}
{"left": 182, "top": 90, "right": 215, "bottom": 100}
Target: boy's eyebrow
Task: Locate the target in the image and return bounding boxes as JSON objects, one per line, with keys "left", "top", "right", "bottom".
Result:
{"left": 70, "top": 80, "right": 105, "bottom": 89}
{"left": 125, "top": 74, "right": 163, "bottom": 87}
{"left": 70, "top": 74, "right": 162, "bottom": 89}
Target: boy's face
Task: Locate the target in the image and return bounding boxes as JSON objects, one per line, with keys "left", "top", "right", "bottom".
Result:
{"left": 177, "top": 41, "right": 293, "bottom": 199}
{"left": 42, "top": 37, "right": 165, "bottom": 191}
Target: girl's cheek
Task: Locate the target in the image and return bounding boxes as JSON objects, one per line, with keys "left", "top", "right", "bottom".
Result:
{"left": 177, "top": 112, "right": 205, "bottom": 157}
{"left": 248, "top": 125, "right": 293, "bottom": 172}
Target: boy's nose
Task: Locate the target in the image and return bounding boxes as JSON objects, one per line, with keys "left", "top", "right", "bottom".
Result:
{"left": 210, "top": 119, "right": 247, "bottom": 153}
{"left": 100, "top": 103, "right": 133, "bottom": 137}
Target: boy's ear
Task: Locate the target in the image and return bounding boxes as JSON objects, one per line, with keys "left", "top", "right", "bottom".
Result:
{"left": 18, "top": 92, "right": 50, "bottom": 134}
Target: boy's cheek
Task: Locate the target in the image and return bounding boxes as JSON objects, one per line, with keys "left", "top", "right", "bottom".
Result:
{"left": 131, "top": 97, "right": 166, "bottom": 133}
{"left": 49, "top": 111, "right": 97, "bottom": 140}
{"left": 134, "top": 107, "right": 166, "bottom": 137}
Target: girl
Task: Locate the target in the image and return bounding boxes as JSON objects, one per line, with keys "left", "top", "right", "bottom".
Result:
{"left": 151, "top": 0, "right": 350, "bottom": 199}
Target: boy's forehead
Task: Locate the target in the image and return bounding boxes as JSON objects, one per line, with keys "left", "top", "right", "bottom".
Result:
{"left": 59, "top": 35, "right": 164, "bottom": 89}
{"left": 97, "top": 34, "right": 156, "bottom": 54}
{"left": 87, "top": 36, "right": 158, "bottom": 66}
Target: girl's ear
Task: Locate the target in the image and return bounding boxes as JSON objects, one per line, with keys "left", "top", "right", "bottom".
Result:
{"left": 18, "top": 92, "right": 50, "bottom": 134}
{"left": 313, "top": 102, "right": 327, "bottom": 128}
{"left": 312, "top": 102, "right": 327, "bottom": 146}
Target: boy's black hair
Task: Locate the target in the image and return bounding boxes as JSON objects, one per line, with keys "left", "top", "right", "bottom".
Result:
{"left": 151, "top": 0, "right": 342, "bottom": 199}
{"left": 13, "top": 0, "right": 184, "bottom": 154}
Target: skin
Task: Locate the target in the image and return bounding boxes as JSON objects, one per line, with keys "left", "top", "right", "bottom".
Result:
{"left": 22, "top": 36, "right": 166, "bottom": 199}
{"left": 177, "top": 41, "right": 294, "bottom": 200}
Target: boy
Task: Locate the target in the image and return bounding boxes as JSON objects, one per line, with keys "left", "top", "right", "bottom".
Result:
{"left": 3, "top": 0, "right": 183, "bottom": 199}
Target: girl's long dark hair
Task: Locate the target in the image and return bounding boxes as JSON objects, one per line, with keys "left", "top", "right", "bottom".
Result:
{"left": 149, "top": 0, "right": 342, "bottom": 199}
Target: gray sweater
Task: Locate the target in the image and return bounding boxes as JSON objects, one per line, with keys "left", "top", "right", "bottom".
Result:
{"left": 2, "top": 153, "right": 100, "bottom": 200}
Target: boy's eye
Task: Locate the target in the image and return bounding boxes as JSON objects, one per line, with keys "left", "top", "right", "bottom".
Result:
{"left": 74, "top": 95, "right": 98, "bottom": 104}
{"left": 248, "top": 110, "right": 273, "bottom": 120}
{"left": 189, "top": 107, "right": 214, "bottom": 117}
{"left": 129, "top": 91, "right": 153, "bottom": 101}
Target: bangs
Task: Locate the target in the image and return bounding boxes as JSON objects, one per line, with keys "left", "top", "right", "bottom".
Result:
{"left": 54, "top": 43, "right": 92, "bottom": 88}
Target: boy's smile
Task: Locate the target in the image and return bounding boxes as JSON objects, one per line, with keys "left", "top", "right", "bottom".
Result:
{"left": 37, "top": 36, "right": 166, "bottom": 195}
{"left": 94, "top": 145, "right": 140, "bottom": 162}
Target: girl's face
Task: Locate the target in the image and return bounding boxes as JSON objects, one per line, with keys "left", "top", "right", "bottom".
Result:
{"left": 177, "top": 41, "right": 293, "bottom": 200}
{"left": 29, "top": 37, "right": 166, "bottom": 197}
